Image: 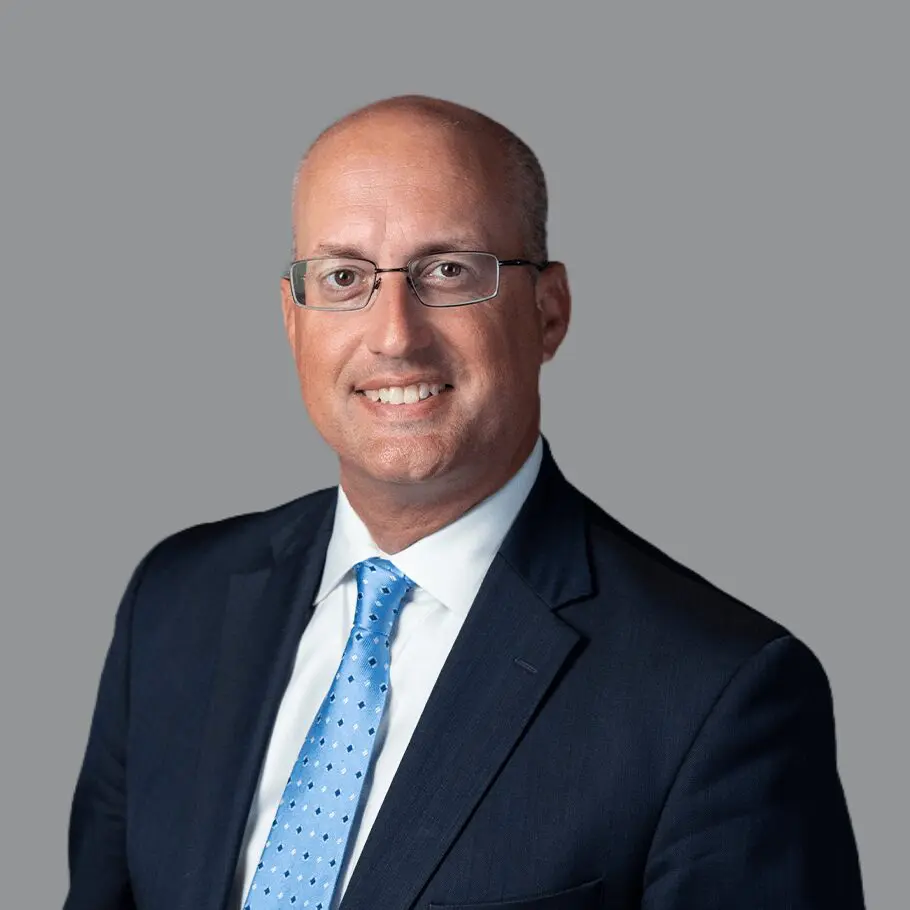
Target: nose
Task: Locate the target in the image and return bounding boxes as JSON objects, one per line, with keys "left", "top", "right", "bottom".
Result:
{"left": 362, "top": 271, "right": 433, "bottom": 358}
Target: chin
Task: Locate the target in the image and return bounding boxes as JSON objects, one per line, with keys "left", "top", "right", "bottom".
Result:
{"left": 349, "top": 435, "right": 455, "bottom": 486}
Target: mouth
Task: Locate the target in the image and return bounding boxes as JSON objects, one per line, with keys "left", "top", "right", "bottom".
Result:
{"left": 354, "top": 382, "right": 454, "bottom": 405}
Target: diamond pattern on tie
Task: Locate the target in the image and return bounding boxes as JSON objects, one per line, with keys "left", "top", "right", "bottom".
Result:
{"left": 243, "top": 558, "right": 413, "bottom": 910}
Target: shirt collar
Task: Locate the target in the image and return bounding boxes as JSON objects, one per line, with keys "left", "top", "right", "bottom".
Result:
{"left": 315, "top": 435, "right": 543, "bottom": 615}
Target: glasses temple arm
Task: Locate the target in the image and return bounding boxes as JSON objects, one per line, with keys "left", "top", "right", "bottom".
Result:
{"left": 498, "top": 258, "right": 549, "bottom": 272}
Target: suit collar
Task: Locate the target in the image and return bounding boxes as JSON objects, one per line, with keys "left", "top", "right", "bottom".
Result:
{"left": 269, "top": 485, "right": 337, "bottom": 563}
{"left": 265, "top": 434, "right": 590, "bottom": 610}
{"left": 498, "top": 434, "right": 594, "bottom": 610}
{"left": 276, "top": 434, "right": 591, "bottom": 614}
{"left": 314, "top": 435, "right": 546, "bottom": 616}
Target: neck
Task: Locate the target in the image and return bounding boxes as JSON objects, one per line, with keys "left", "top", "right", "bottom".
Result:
{"left": 339, "top": 433, "right": 539, "bottom": 554}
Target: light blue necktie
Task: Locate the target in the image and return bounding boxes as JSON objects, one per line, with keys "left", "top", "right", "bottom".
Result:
{"left": 244, "top": 557, "right": 414, "bottom": 910}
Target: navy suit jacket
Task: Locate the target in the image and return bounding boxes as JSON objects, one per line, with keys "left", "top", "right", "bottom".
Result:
{"left": 65, "top": 439, "right": 865, "bottom": 909}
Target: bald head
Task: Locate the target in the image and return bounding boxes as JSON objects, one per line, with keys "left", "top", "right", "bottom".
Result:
{"left": 291, "top": 95, "right": 548, "bottom": 263}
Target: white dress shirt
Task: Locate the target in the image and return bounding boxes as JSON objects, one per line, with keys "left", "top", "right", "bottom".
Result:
{"left": 232, "top": 436, "right": 543, "bottom": 908}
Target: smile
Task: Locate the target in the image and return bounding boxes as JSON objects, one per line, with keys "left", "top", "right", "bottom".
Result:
{"left": 356, "top": 383, "right": 453, "bottom": 405}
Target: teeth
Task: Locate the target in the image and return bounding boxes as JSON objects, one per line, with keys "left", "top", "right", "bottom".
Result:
{"left": 362, "top": 383, "right": 448, "bottom": 405}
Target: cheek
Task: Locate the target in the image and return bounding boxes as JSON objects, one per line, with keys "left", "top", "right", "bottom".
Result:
{"left": 295, "top": 319, "right": 351, "bottom": 407}
{"left": 468, "top": 305, "right": 541, "bottom": 390}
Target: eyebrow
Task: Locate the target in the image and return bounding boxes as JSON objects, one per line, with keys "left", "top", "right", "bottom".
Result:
{"left": 306, "top": 237, "right": 489, "bottom": 262}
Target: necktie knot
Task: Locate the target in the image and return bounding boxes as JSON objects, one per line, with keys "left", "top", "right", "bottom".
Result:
{"left": 353, "top": 557, "right": 413, "bottom": 639}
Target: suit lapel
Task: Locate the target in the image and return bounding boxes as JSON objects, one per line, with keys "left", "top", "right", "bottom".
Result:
{"left": 176, "top": 491, "right": 337, "bottom": 910}
{"left": 340, "top": 440, "right": 593, "bottom": 910}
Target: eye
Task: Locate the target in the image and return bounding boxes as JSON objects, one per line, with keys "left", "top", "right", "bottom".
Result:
{"left": 313, "top": 262, "right": 371, "bottom": 296}
{"left": 420, "top": 259, "right": 475, "bottom": 283}
{"left": 432, "top": 261, "right": 464, "bottom": 279}
{"left": 327, "top": 268, "right": 359, "bottom": 288}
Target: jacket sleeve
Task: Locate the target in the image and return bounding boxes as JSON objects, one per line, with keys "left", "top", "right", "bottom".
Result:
{"left": 642, "top": 634, "right": 865, "bottom": 909}
{"left": 62, "top": 548, "right": 156, "bottom": 910}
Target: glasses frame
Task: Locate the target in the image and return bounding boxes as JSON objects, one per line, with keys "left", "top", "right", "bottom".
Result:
{"left": 281, "top": 251, "right": 549, "bottom": 310}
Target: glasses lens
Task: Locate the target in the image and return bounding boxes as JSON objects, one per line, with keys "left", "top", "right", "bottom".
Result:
{"left": 290, "top": 258, "right": 375, "bottom": 309}
{"left": 409, "top": 251, "right": 498, "bottom": 306}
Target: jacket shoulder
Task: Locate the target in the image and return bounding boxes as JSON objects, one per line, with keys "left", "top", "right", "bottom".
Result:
{"left": 578, "top": 488, "right": 792, "bottom": 663}
{"left": 138, "top": 485, "right": 337, "bottom": 580}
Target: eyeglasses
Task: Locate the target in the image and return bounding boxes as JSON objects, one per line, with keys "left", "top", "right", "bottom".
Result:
{"left": 282, "top": 251, "right": 548, "bottom": 311}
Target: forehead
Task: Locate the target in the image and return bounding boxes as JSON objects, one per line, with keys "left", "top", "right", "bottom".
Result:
{"left": 293, "top": 117, "right": 521, "bottom": 257}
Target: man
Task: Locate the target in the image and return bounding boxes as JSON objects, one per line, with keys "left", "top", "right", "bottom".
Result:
{"left": 65, "top": 95, "right": 865, "bottom": 909}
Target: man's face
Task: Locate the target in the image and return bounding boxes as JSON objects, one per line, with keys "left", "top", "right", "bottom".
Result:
{"left": 282, "top": 114, "right": 569, "bottom": 496}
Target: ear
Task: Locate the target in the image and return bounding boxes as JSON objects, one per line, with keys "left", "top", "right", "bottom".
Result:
{"left": 280, "top": 276, "right": 298, "bottom": 351}
{"left": 534, "top": 262, "right": 571, "bottom": 363}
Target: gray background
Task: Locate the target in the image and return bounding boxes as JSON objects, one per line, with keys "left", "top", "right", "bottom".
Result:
{"left": 1, "top": 2, "right": 905, "bottom": 906}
